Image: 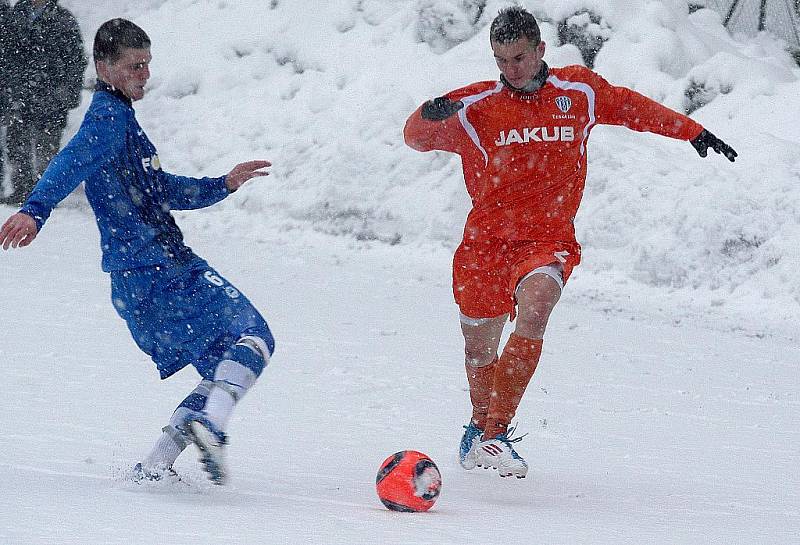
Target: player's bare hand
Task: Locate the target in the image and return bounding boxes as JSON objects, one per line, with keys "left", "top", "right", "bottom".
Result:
{"left": 225, "top": 160, "right": 271, "bottom": 192}
{"left": 0, "top": 212, "right": 38, "bottom": 250}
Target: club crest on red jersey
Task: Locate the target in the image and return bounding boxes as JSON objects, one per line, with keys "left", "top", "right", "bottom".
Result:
{"left": 555, "top": 96, "right": 572, "bottom": 113}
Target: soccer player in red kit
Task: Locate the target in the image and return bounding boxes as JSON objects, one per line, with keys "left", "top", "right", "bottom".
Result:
{"left": 404, "top": 7, "right": 736, "bottom": 479}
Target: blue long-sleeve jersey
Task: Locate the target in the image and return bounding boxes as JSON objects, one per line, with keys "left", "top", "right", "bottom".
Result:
{"left": 21, "top": 82, "right": 229, "bottom": 271}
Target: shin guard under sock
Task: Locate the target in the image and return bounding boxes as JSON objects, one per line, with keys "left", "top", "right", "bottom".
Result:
{"left": 201, "top": 339, "right": 266, "bottom": 430}
{"left": 203, "top": 358, "right": 258, "bottom": 431}
{"left": 483, "top": 333, "right": 543, "bottom": 440}
{"left": 465, "top": 357, "right": 497, "bottom": 429}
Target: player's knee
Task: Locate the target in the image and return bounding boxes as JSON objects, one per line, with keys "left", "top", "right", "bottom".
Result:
{"left": 513, "top": 313, "right": 548, "bottom": 339}
{"left": 515, "top": 295, "right": 558, "bottom": 337}
{"left": 464, "top": 344, "right": 496, "bottom": 367}
{"left": 245, "top": 322, "right": 275, "bottom": 357}
{"left": 224, "top": 335, "right": 271, "bottom": 377}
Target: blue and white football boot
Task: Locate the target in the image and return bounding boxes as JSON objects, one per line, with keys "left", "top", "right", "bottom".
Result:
{"left": 459, "top": 421, "right": 484, "bottom": 470}
{"left": 474, "top": 426, "right": 528, "bottom": 478}
{"left": 179, "top": 415, "right": 228, "bottom": 485}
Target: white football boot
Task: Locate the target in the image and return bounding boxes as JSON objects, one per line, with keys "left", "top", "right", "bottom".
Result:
{"left": 474, "top": 428, "right": 529, "bottom": 478}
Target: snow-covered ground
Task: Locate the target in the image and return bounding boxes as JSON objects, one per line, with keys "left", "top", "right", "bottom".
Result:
{"left": 1, "top": 208, "right": 797, "bottom": 544}
{"left": 2, "top": 0, "right": 799, "bottom": 543}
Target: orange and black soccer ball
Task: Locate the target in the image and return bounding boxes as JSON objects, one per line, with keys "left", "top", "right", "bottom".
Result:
{"left": 375, "top": 450, "right": 442, "bottom": 512}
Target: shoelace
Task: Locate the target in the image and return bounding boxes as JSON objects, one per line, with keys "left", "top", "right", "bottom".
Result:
{"left": 463, "top": 422, "right": 483, "bottom": 435}
{"left": 495, "top": 424, "right": 528, "bottom": 445}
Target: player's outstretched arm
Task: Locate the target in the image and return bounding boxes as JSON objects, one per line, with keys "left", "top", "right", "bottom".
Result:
{"left": 225, "top": 160, "right": 272, "bottom": 193}
{"left": 405, "top": 95, "right": 467, "bottom": 153}
{"left": 690, "top": 129, "right": 737, "bottom": 162}
{"left": 0, "top": 212, "right": 39, "bottom": 250}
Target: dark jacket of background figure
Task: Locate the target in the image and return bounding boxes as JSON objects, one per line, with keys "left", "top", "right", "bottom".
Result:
{"left": 6, "top": 0, "right": 86, "bottom": 125}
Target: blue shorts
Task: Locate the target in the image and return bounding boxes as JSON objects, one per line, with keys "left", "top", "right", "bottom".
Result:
{"left": 110, "top": 256, "right": 274, "bottom": 379}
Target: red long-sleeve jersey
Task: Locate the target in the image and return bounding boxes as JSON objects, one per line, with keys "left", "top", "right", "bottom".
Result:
{"left": 404, "top": 65, "right": 703, "bottom": 245}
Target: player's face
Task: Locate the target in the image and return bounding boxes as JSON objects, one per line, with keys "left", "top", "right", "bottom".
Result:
{"left": 492, "top": 37, "right": 545, "bottom": 89}
{"left": 97, "top": 47, "right": 152, "bottom": 101}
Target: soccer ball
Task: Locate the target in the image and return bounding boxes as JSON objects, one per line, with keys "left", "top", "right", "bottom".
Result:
{"left": 375, "top": 450, "right": 442, "bottom": 512}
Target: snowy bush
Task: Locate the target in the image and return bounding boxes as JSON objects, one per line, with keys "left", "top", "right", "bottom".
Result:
{"left": 688, "top": 1, "right": 707, "bottom": 13}
{"left": 557, "top": 9, "right": 611, "bottom": 67}
{"left": 678, "top": 49, "right": 794, "bottom": 113}
{"left": 415, "top": 0, "right": 487, "bottom": 53}
{"left": 683, "top": 77, "right": 730, "bottom": 113}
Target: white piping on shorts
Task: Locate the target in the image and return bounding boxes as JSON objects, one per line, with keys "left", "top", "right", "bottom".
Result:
{"left": 459, "top": 312, "right": 509, "bottom": 327}
{"left": 516, "top": 263, "right": 564, "bottom": 294}
{"left": 237, "top": 335, "right": 272, "bottom": 364}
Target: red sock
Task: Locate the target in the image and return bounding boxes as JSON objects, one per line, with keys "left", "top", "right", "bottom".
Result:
{"left": 465, "top": 357, "right": 497, "bottom": 429}
{"left": 483, "top": 333, "right": 543, "bottom": 440}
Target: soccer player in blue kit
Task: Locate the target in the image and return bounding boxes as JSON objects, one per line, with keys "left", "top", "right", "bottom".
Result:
{"left": 0, "top": 19, "right": 274, "bottom": 485}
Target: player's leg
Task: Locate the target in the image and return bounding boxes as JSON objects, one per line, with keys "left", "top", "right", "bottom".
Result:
{"left": 196, "top": 335, "right": 271, "bottom": 430}
{"left": 137, "top": 334, "right": 271, "bottom": 484}
{"left": 476, "top": 264, "right": 562, "bottom": 478}
{"left": 5, "top": 111, "right": 34, "bottom": 206}
{"left": 462, "top": 313, "right": 507, "bottom": 425}
{"left": 180, "top": 333, "right": 272, "bottom": 485}
{"left": 33, "top": 116, "right": 67, "bottom": 180}
{"left": 484, "top": 264, "right": 561, "bottom": 437}
{"left": 135, "top": 382, "right": 209, "bottom": 482}
{"left": 458, "top": 313, "right": 507, "bottom": 468}
{"left": 126, "top": 261, "right": 274, "bottom": 484}
{"left": 452, "top": 239, "right": 514, "bottom": 470}
{"left": 109, "top": 266, "right": 185, "bottom": 482}
{"left": 175, "top": 264, "right": 274, "bottom": 484}
{"left": 0, "top": 125, "right": 5, "bottom": 202}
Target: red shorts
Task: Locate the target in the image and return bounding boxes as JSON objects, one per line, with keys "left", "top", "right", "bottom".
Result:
{"left": 452, "top": 238, "right": 581, "bottom": 319}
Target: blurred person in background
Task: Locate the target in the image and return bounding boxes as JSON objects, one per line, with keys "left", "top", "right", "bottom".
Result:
{"left": 3, "top": 0, "right": 86, "bottom": 205}
{"left": 0, "top": 0, "right": 12, "bottom": 192}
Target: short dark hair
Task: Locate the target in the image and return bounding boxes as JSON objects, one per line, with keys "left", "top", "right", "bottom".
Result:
{"left": 490, "top": 7, "right": 541, "bottom": 45}
{"left": 93, "top": 18, "right": 151, "bottom": 63}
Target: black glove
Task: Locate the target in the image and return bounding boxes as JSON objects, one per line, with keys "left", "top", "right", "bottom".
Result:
{"left": 690, "top": 129, "right": 737, "bottom": 162}
{"left": 421, "top": 96, "right": 464, "bottom": 121}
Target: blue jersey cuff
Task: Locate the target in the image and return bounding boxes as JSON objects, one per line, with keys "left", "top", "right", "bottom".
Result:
{"left": 18, "top": 205, "right": 47, "bottom": 232}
